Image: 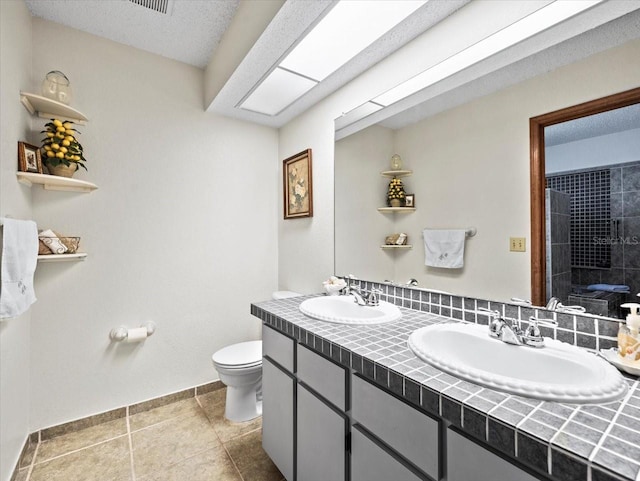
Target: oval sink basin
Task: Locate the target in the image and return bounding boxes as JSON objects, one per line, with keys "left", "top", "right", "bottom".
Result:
{"left": 408, "top": 322, "right": 628, "bottom": 404}
{"left": 299, "top": 296, "right": 402, "bottom": 325}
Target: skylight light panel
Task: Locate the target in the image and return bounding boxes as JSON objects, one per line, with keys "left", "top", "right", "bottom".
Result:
{"left": 280, "top": 0, "right": 428, "bottom": 82}
{"left": 240, "top": 68, "right": 317, "bottom": 116}
{"left": 373, "top": 0, "right": 602, "bottom": 106}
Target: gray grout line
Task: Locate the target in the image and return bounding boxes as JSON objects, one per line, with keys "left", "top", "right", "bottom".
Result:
{"left": 24, "top": 441, "right": 39, "bottom": 481}
{"left": 588, "top": 380, "right": 638, "bottom": 469}
{"left": 126, "top": 406, "right": 136, "bottom": 481}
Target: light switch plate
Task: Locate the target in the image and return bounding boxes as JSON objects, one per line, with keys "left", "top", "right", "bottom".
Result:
{"left": 510, "top": 237, "right": 526, "bottom": 252}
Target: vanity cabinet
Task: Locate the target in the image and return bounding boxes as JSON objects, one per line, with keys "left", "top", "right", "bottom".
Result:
{"left": 297, "top": 384, "right": 348, "bottom": 481}
{"left": 296, "top": 345, "right": 349, "bottom": 481}
{"left": 262, "top": 326, "right": 296, "bottom": 481}
{"left": 351, "top": 375, "right": 439, "bottom": 480}
{"left": 351, "top": 426, "right": 424, "bottom": 481}
{"left": 262, "top": 358, "right": 295, "bottom": 481}
{"left": 446, "top": 428, "right": 541, "bottom": 481}
{"left": 261, "top": 322, "right": 552, "bottom": 481}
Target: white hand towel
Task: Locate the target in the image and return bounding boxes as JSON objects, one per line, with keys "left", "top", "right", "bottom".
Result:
{"left": 1, "top": 218, "right": 39, "bottom": 319}
{"left": 423, "top": 229, "right": 466, "bottom": 269}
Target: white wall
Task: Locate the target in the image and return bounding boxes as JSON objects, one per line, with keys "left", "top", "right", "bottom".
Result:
{"left": 26, "top": 19, "right": 279, "bottom": 430}
{"left": 546, "top": 128, "right": 640, "bottom": 173}
{"left": 285, "top": 38, "right": 640, "bottom": 301}
{"left": 335, "top": 125, "right": 395, "bottom": 281}
{"left": 0, "top": 2, "right": 33, "bottom": 479}
{"left": 390, "top": 42, "right": 640, "bottom": 300}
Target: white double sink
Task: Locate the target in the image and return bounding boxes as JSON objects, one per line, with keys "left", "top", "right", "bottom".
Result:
{"left": 299, "top": 295, "right": 628, "bottom": 403}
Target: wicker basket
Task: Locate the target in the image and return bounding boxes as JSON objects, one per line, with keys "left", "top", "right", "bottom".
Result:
{"left": 39, "top": 236, "right": 81, "bottom": 255}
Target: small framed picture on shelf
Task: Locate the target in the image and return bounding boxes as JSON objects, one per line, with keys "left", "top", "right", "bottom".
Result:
{"left": 18, "top": 141, "right": 43, "bottom": 174}
{"left": 405, "top": 194, "right": 415, "bottom": 207}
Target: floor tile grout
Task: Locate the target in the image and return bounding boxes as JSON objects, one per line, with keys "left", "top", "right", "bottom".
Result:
{"left": 20, "top": 389, "right": 281, "bottom": 481}
{"left": 126, "top": 406, "right": 137, "bottom": 481}
{"left": 196, "top": 394, "right": 246, "bottom": 481}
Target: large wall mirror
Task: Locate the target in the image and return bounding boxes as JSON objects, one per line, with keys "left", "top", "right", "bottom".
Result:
{"left": 531, "top": 87, "right": 640, "bottom": 318}
{"left": 335, "top": 86, "right": 640, "bottom": 321}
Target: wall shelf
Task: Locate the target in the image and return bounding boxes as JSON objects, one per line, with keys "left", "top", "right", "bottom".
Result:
{"left": 17, "top": 172, "right": 98, "bottom": 193}
{"left": 381, "top": 170, "right": 413, "bottom": 177}
{"left": 380, "top": 245, "right": 413, "bottom": 250}
{"left": 37, "top": 253, "right": 87, "bottom": 263}
{"left": 20, "top": 92, "right": 88, "bottom": 124}
{"left": 377, "top": 207, "right": 416, "bottom": 214}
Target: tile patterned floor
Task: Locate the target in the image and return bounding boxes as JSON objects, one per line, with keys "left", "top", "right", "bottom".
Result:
{"left": 16, "top": 389, "right": 284, "bottom": 481}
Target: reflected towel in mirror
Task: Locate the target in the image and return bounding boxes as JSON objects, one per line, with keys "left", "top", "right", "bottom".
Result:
{"left": 423, "top": 229, "right": 466, "bottom": 269}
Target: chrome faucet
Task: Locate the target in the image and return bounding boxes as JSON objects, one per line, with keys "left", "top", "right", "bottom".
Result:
{"left": 478, "top": 308, "right": 557, "bottom": 348}
{"left": 348, "top": 285, "right": 367, "bottom": 306}
{"left": 545, "top": 296, "right": 586, "bottom": 313}
{"left": 523, "top": 317, "right": 559, "bottom": 348}
{"left": 366, "top": 288, "right": 382, "bottom": 306}
{"left": 342, "top": 280, "right": 382, "bottom": 307}
{"left": 546, "top": 297, "right": 560, "bottom": 310}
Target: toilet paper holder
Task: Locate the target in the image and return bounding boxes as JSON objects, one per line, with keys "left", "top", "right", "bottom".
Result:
{"left": 110, "top": 322, "right": 156, "bottom": 342}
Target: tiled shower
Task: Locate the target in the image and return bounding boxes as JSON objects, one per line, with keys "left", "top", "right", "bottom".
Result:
{"left": 545, "top": 160, "right": 640, "bottom": 315}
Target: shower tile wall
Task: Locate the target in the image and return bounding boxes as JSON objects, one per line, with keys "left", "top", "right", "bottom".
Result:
{"left": 552, "top": 161, "right": 640, "bottom": 297}
{"left": 545, "top": 189, "right": 571, "bottom": 303}
{"left": 547, "top": 169, "right": 611, "bottom": 269}
{"left": 611, "top": 161, "right": 640, "bottom": 295}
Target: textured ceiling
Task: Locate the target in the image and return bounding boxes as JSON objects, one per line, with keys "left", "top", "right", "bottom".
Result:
{"left": 546, "top": 103, "right": 640, "bottom": 146}
{"left": 24, "top": 0, "right": 239, "bottom": 68}
{"left": 22, "top": 0, "right": 640, "bottom": 134}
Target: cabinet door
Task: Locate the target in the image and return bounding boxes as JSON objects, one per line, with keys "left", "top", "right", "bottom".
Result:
{"left": 262, "top": 358, "right": 295, "bottom": 481}
{"left": 352, "top": 375, "right": 439, "bottom": 479}
{"left": 297, "top": 384, "right": 348, "bottom": 481}
{"left": 351, "top": 426, "right": 425, "bottom": 481}
{"left": 447, "top": 428, "right": 540, "bottom": 481}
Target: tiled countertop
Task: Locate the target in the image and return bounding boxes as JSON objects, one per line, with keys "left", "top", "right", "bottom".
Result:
{"left": 252, "top": 295, "right": 640, "bottom": 481}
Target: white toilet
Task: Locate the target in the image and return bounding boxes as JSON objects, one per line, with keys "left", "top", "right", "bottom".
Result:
{"left": 211, "top": 290, "right": 301, "bottom": 422}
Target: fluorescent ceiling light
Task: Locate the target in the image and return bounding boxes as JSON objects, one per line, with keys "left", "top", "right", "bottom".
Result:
{"left": 373, "top": 0, "right": 602, "bottom": 106}
{"left": 281, "top": 0, "right": 427, "bottom": 82}
{"left": 240, "top": 68, "right": 317, "bottom": 116}
{"left": 240, "top": 0, "right": 427, "bottom": 116}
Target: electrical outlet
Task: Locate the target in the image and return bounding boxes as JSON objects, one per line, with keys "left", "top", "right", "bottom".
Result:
{"left": 510, "top": 237, "right": 526, "bottom": 252}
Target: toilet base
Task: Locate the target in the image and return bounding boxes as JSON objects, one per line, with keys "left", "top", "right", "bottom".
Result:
{"left": 224, "top": 383, "right": 262, "bottom": 422}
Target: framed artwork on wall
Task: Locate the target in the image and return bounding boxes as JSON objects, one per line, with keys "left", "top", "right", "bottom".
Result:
{"left": 283, "top": 149, "right": 313, "bottom": 219}
{"left": 18, "top": 141, "right": 43, "bottom": 174}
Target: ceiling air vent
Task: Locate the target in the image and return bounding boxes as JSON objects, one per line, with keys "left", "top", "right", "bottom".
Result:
{"left": 128, "top": 0, "right": 174, "bottom": 15}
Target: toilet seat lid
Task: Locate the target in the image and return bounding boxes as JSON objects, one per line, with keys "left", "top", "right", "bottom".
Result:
{"left": 212, "top": 340, "right": 262, "bottom": 367}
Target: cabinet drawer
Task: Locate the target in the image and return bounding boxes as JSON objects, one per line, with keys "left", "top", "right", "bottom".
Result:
{"left": 262, "top": 324, "right": 295, "bottom": 372}
{"left": 352, "top": 375, "right": 439, "bottom": 479}
{"left": 297, "top": 344, "right": 347, "bottom": 411}
{"left": 351, "top": 426, "right": 425, "bottom": 481}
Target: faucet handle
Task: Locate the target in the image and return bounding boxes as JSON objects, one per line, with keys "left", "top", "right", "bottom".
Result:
{"left": 524, "top": 316, "right": 558, "bottom": 348}
{"left": 478, "top": 308, "right": 503, "bottom": 338}
{"left": 367, "top": 288, "right": 382, "bottom": 306}
{"left": 478, "top": 307, "right": 500, "bottom": 317}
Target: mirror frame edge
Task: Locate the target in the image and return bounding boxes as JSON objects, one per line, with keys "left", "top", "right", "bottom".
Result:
{"left": 530, "top": 86, "right": 640, "bottom": 306}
